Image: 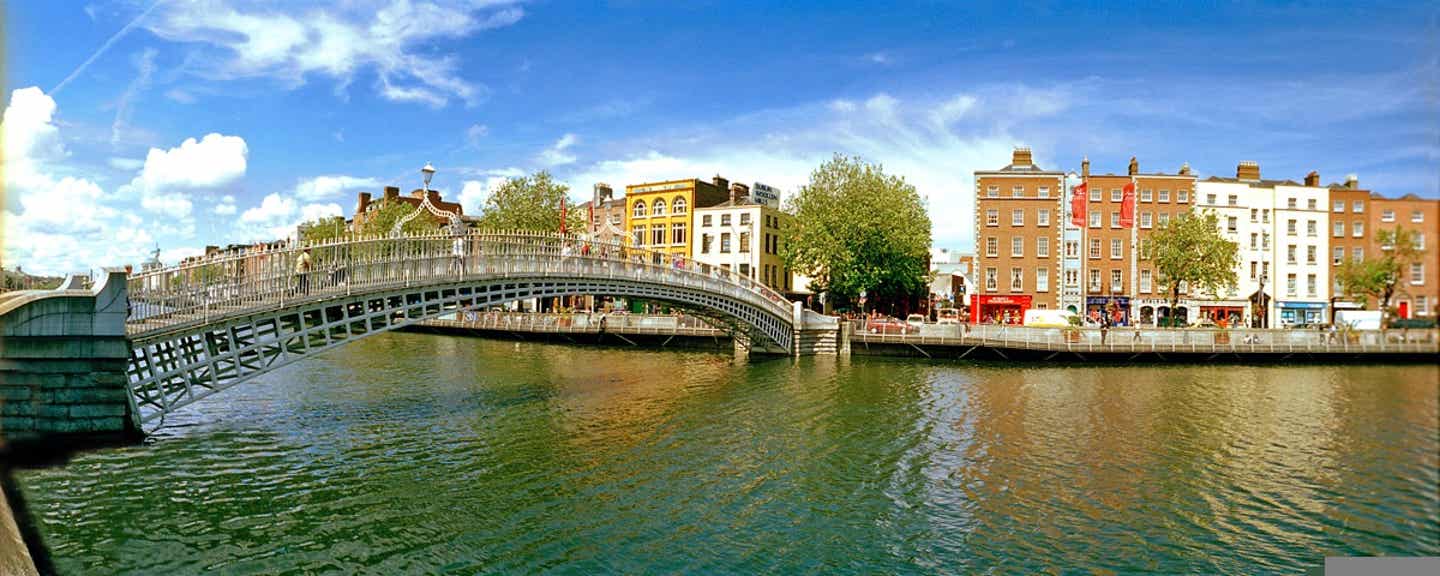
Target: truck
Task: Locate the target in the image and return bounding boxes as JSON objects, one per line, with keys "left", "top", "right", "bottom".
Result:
{"left": 1334, "top": 310, "right": 1382, "bottom": 330}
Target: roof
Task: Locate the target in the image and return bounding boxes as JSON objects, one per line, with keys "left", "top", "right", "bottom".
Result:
{"left": 1200, "top": 176, "right": 1301, "bottom": 188}
{"left": 698, "top": 197, "right": 769, "bottom": 209}
{"left": 975, "top": 161, "right": 1064, "bottom": 175}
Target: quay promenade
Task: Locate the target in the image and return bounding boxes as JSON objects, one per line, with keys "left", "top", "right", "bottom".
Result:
{"left": 408, "top": 312, "right": 731, "bottom": 349}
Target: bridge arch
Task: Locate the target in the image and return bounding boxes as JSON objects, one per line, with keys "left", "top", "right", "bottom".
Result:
{"left": 124, "top": 232, "right": 796, "bottom": 427}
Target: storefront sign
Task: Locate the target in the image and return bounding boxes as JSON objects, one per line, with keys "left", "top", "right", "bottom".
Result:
{"left": 978, "top": 295, "right": 1032, "bottom": 306}
{"left": 751, "top": 182, "right": 781, "bottom": 207}
{"left": 631, "top": 182, "right": 691, "bottom": 194}
{"left": 1278, "top": 301, "right": 1327, "bottom": 310}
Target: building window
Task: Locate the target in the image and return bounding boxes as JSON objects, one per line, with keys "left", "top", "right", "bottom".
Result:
{"left": 1140, "top": 212, "right": 1153, "bottom": 228}
{"left": 1110, "top": 211, "right": 1120, "bottom": 228}
{"left": 1010, "top": 268, "right": 1024, "bottom": 291}
{"left": 1417, "top": 233, "right": 1426, "bottom": 250}
{"left": 1012, "top": 186, "right": 1025, "bottom": 198}
{"left": 702, "top": 234, "right": 712, "bottom": 254}
{"left": 1306, "top": 220, "right": 1317, "bottom": 237}
{"left": 1159, "top": 213, "right": 1171, "bottom": 227}
{"left": 1110, "top": 269, "right": 1123, "bottom": 293}
{"left": 702, "top": 214, "right": 712, "bottom": 227}
{"left": 1037, "top": 236, "right": 1050, "bottom": 258}
{"left": 740, "top": 213, "right": 751, "bottom": 226}
{"left": 1307, "top": 273, "right": 1317, "bottom": 296}
{"left": 721, "top": 233, "right": 731, "bottom": 253}
{"left": 1307, "top": 245, "right": 1316, "bottom": 264}
{"left": 721, "top": 214, "right": 731, "bottom": 226}
{"left": 1418, "top": 296, "right": 1430, "bottom": 316}
{"left": 739, "top": 232, "right": 751, "bottom": 252}
{"left": 1176, "top": 189, "right": 1187, "bottom": 203}
{"left": 1110, "top": 239, "right": 1123, "bottom": 259}
{"left": 1413, "top": 210, "right": 1425, "bottom": 223}
{"left": 1228, "top": 194, "right": 1238, "bottom": 206}
{"left": 1089, "top": 238, "right": 1101, "bottom": 259}
{"left": 987, "top": 185, "right": 999, "bottom": 198}
{"left": 1333, "top": 221, "right": 1344, "bottom": 237}
{"left": 1104, "top": 188, "right": 1117, "bottom": 202}
{"left": 1287, "top": 273, "right": 1297, "bottom": 296}
{"left": 1262, "top": 261, "right": 1269, "bottom": 279}
{"left": 1250, "top": 208, "right": 1258, "bottom": 223}
{"left": 1287, "top": 245, "right": 1297, "bottom": 264}
{"left": 1140, "top": 269, "right": 1152, "bottom": 293}
{"left": 652, "top": 199, "right": 667, "bottom": 216}
{"left": 1065, "top": 241, "right": 1078, "bottom": 258}
{"left": 1250, "top": 233, "right": 1258, "bottom": 250}
{"left": 1250, "top": 261, "right": 1257, "bottom": 279}
{"left": 740, "top": 263, "right": 752, "bottom": 278}
{"left": 1089, "top": 269, "right": 1101, "bottom": 292}
{"left": 1287, "top": 198, "right": 1297, "bottom": 209}
{"left": 1089, "top": 187, "right": 1101, "bottom": 202}
{"left": 1262, "top": 232, "right": 1270, "bottom": 250}
{"left": 633, "top": 226, "right": 646, "bottom": 246}
{"left": 983, "top": 209, "right": 999, "bottom": 227}
{"left": 1353, "top": 247, "right": 1363, "bottom": 262}
{"left": 1140, "top": 189, "right": 1153, "bottom": 202}
{"left": 1065, "top": 269, "right": 1079, "bottom": 287}
{"left": 1412, "top": 263, "right": 1426, "bottom": 285}
{"left": 1263, "top": 209, "right": 1270, "bottom": 223}
{"left": 1012, "top": 209, "right": 1024, "bottom": 226}
{"left": 1353, "top": 200, "right": 1364, "bottom": 213}
{"left": 1353, "top": 221, "right": 1364, "bottom": 237}
{"left": 1227, "top": 216, "right": 1238, "bottom": 233}
{"left": 1333, "top": 200, "right": 1345, "bottom": 213}
{"left": 672, "top": 223, "right": 686, "bottom": 245}
{"left": 1038, "top": 209, "right": 1051, "bottom": 226}
{"left": 1038, "top": 186, "right": 1050, "bottom": 199}
{"left": 673, "top": 197, "right": 687, "bottom": 214}
{"left": 1285, "top": 219, "right": 1296, "bottom": 236}
{"left": 633, "top": 201, "right": 647, "bottom": 218}
{"left": 985, "top": 268, "right": 997, "bottom": 291}
{"left": 1011, "top": 236, "right": 1024, "bottom": 257}
{"left": 1089, "top": 212, "right": 1101, "bottom": 228}
{"left": 1036, "top": 268, "right": 1049, "bottom": 292}
{"left": 1307, "top": 198, "right": 1317, "bottom": 211}
{"left": 652, "top": 227, "right": 665, "bottom": 245}
{"left": 986, "top": 237, "right": 998, "bottom": 257}
{"left": 1206, "top": 193, "right": 1216, "bottom": 205}
{"left": 1333, "top": 247, "right": 1343, "bottom": 265}
{"left": 1382, "top": 209, "right": 1395, "bottom": 222}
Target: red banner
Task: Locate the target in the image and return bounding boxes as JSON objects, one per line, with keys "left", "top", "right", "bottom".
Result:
{"left": 1120, "top": 181, "right": 1136, "bottom": 228}
{"left": 1070, "top": 182, "right": 1088, "bottom": 227}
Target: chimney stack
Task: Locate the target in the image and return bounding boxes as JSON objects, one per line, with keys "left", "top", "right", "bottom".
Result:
{"left": 712, "top": 175, "right": 729, "bottom": 193}
{"left": 1346, "top": 174, "right": 1358, "bottom": 189}
{"left": 357, "top": 192, "right": 372, "bottom": 214}
{"left": 1128, "top": 156, "right": 1139, "bottom": 176}
{"left": 1236, "top": 161, "right": 1260, "bottom": 181}
{"left": 594, "top": 183, "right": 613, "bottom": 203}
{"left": 730, "top": 182, "right": 749, "bottom": 204}
{"left": 1081, "top": 156, "right": 1090, "bottom": 179}
{"left": 384, "top": 186, "right": 400, "bottom": 201}
{"left": 1179, "top": 162, "right": 1191, "bottom": 176}
{"left": 1304, "top": 171, "right": 1320, "bottom": 187}
{"left": 1012, "top": 147, "right": 1033, "bottom": 167}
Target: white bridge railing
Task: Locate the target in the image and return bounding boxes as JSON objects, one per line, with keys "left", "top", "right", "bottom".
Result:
{"left": 125, "top": 230, "right": 792, "bottom": 337}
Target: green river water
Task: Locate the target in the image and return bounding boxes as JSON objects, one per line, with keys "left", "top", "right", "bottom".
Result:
{"left": 13, "top": 333, "right": 1440, "bottom": 574}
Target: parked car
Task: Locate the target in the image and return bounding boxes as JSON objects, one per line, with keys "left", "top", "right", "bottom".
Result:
{"left": 866, "top": 316, "right": 918, "bottom": 334}
{"left": 937, "top": 308, "right": 961, "bottom": 325}
{"left": 905, "top": 314, "right": 926, "bottom": 328}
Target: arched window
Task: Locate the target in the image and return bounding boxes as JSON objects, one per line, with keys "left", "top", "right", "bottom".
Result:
{"left": 632, "top": 200, "right": 647, "bottom": 218}
{"left": 652, "top": 199, "right": 667, "bottom": 216}
{"left": 672, "top": 197, "right": 687, "bottom": 214}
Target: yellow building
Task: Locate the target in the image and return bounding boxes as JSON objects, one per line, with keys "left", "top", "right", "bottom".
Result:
{"left": 624, "top": 176, "right": 732, "bottom": 258}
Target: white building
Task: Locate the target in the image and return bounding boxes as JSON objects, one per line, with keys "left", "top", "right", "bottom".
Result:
{"left": 693, "top": 193, "right": 795, "bottom": 294}
{"left": 1272, "top": 173, "right": 1331, "bottom": 326}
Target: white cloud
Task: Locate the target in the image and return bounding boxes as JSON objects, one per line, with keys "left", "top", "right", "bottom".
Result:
{"left": 108, "top": 157, "right": 145, "bottom": 171}
{"left": 459, "top": 180, "right": 488, "bottom": 214}
{"left": 293, "top": 175, "right": 380, "bottom": 201}
{"left": 143, "top": 0, "right": 524, "bottom": 107}
{"left": 237, "top": 191, "right": 344, "bottom": 241}
{"left": 165, "top": 88, "right": 195, "bottom": 104}
{"left": 466, "top": 123, "right": 488, "bottom": 146}
{"left": 864, "top": 51, "right": 892, "bottom": 65}
{"left": 111, "top": 48, "right": 157, "bottom": 146}
{"left": 119, "top": 133, "right": 249, "bottom": 219}
{"left": 538, "top": 133, "right": 578, "bottom": 166}
{"left": 213, "top": 195, "right": 237, "bottom": 215}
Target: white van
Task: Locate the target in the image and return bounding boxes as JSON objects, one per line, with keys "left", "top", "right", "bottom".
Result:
{"left": 1023, "top": 309, "right": 1078, "bottom": 328}
{"left": 1334, "top": 310, "right": 1381, "bottom": 330}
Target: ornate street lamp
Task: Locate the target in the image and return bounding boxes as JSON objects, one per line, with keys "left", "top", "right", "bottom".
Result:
{"left": 393, "top": 161, "right": 462, "bottom": 235}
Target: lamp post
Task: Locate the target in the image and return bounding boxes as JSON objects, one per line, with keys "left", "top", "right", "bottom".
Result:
{"left": 393, "top": 162, "right": 460, "bottom": 235}
{"left": 421, "top": 161, "right": 435, "bottom": 193}
{"left": 1256, "top": 273, "right": 1269, "bottom": 329}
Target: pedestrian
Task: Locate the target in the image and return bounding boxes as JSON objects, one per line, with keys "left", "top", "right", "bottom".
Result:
{"left": 1100, "top": 314, "right": 1110, "bottom": 345}
{"left": 295, "top": 248, "right": 313, "bottom": 295}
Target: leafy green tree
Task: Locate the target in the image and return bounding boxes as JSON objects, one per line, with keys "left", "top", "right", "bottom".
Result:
{"left": 355, "top": 201, "right": 437, "bottom": 236}
{"left": 1336, "top": 227, "right": 1421, "bottom": 327}
{"left": 782, "top": 154, "right": 931, "bottom": 307}
{"left": 298, "top": 216, "right": 348, "bottom": 243}
{"left": 477, "top": 171, "right": 585, "bottom": 233}
{"left": 1142, "top": 211, "right": 1239, "bottom": 326}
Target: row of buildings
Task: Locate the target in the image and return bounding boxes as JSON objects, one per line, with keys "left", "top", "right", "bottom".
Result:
{"left": 971, "top": 147, "right": 1438, "bottom": 327}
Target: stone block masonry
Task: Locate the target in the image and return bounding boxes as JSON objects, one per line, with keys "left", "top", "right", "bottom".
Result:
{"left": 0, "top": 269, "right": 139, "bottom": 454}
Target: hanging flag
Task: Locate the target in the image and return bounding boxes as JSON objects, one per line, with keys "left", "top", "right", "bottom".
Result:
{"left": 1120, "top": 181, "right": 1136, "bottom": 228}
{"left": 1070, "top": 182, "right": 1088, "bottom": 227}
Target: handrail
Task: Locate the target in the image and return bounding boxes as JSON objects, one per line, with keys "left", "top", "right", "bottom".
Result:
{"left": 124, "top": 230, "right": 793, "bottom": 336}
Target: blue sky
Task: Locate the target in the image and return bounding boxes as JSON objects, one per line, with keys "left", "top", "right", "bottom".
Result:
{"left": 4, "top": 0, "right": 1437, "bottom": 274}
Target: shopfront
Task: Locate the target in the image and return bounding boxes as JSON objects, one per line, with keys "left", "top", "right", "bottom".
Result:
{"left": 1278, "top": 301, "right": 1327, "bottom": 327}
{"left": 1200, "top": 303, "right": 1246, "bottom": 327}
{"left": 974, "top": 294, "right": 1032, "bottom": 325}
{"left": 1085, "top": 296, "right": 1131, "bottom": 326}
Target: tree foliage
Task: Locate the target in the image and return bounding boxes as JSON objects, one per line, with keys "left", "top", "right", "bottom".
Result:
{"left": 355, "top": 201, "right": 437, "bottom": 236}
{"left": 782, "top": 154, "right": 931, "bottom": 304}
{"left": 1142, "top": 210, "right": 1240, "bottom": 323}
{"left": 1336, "top": 227, "right": 1421, "bottom": 326}
{"left": 298, "top": 216, "right": 349, "bottom": 243}
{"left": 477, "top": 171, "right": 585, "bottom": 233}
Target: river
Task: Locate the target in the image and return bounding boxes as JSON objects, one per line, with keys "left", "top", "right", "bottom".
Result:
{"left": 13, "top": 333, "right": 1439, "bottom": 574}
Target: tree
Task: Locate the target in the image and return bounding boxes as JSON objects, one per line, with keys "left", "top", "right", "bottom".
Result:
{"left": 782, "top": 154, "right": 931, "bottom": 308}
{"left": 298, "top": 216, "right": 348, "bottom": 244}
{"left": 477, "top": 171, "right": 585, "bottom": 233}
{"left": 1142, "top": 211, "right": 1240, "bottom": 327}
{"left": 1336, "top": 227, "right": 1421, "bottom": 327}
{"left": 354, "top": 201, "right": 437, "bottom": 236}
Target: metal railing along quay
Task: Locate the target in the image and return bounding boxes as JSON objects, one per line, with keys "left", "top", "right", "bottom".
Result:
{"left": 124, "top": 231, "right": 792, "bottom": 338}
{"left": 849, "top": 320, "right": 1440, "bottom": 356}
{"left": 421, "top": 311, "right": 727, "bottom": 337}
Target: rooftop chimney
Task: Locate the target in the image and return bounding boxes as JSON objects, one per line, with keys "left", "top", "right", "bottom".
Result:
{"left": 1236, "top": 161, "right": 1260, "bottom": 181}
{"left": 712, "top": 174, "right": 729, "bottom": 193}
{"left": 730, "top": 182, "right": 749, "bottom": 204}
{"left": 1012, "top": 147, "right": 1034, "bottom": 167}
{"left": 1346, "top": 174, "right": 1358, "bottom": 189}
{"left": 384, "top": 186, "right": 400, "bottom": 201}
{"left": 1304, "top": 170, "right": 1320, "bottom": 187}
{"left": 357, "top": 192, "right": 372, "bottom": 214}
{"left": 1081, "top": 156, "right": 1090, "bottom": 179}
{"left": 1128, "top": 156, "right": 1139, "bottom": 176}
{"left": 594, "top": 182, "right": 613, "bottom": 203}
{"left": 1179, "top": 162, "right": 1191, "bottom": 176}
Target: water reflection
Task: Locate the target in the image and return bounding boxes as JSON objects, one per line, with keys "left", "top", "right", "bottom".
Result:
{"left": 15, "top": 334, "right": 1439, "bottom": 574}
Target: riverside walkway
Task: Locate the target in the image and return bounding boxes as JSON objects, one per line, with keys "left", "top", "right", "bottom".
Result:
{"left": 417, "top": 311, "right": 727, "bottom": 338}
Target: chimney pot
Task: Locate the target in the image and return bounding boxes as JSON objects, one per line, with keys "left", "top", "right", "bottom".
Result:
{"left": 1346, "top": 174, "right": 1358, "bottom": 189}
{"left": 1179, "top": 162, "right": 1191, "bottom": 175}
{"left": 1236, "top": 161, "right": 1260, "bottom": 181}
{"left": 384, "top": 186, "right": 400, "bottom": 201}
{"left": 1128, "top": 156, "right": 1139, "bottom": 176}
{"left": 1081, "top": 156, "right": 1090, "bottom": 179}
{"left": 1012, "top": 146, "right": 1034, "bottom": 167}
{"left": 1304, "top": 170, "right": 1320, "bottom": 187}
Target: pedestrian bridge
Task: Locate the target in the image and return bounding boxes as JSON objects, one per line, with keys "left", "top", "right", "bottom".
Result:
{"left": 119, "top": 231, "right": 801, "bottom": 426}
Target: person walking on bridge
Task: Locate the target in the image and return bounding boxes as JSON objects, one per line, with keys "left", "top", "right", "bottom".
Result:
{"left": 295, "top": 248, "right": 313, "bottom": 296}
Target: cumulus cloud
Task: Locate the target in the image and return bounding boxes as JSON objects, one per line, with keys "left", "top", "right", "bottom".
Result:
{"left": 213, "top": 195, "right": 238, "bottom": 215}
{"left": 538, "top": 133, "right": 578, "bottom": 166}
{"left": 293, "top": 175, "right": 381, "bottom": 201}
{"left": 142, "top": 0, "right": 524, "bottom": 107}
{"left": 236, "top": 191, "right": 344, "bottom": 241}
{"left": 119, "top": 133, "right": 249, "bottom": 219}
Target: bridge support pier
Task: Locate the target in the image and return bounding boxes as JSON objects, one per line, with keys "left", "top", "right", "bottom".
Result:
{"left": 791, "top": 302, "right": 846, "bottom": 357}
{"left": 1, "top": 270, "right": 140, "bottom": 456}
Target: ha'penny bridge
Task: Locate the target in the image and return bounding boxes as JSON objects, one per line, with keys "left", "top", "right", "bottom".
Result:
{"left": 0, "top": 230, "right": 1436, "bottom": 450}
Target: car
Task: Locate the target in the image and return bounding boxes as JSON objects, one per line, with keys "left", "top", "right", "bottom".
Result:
{"left": 936, "top": 308, "right": 961, "bottom": 325}
{"left": 866, "top": 316, "right": 918, "bottom": 334}
{"left": 906, "top": 314, "right": 926, "bottom": 328}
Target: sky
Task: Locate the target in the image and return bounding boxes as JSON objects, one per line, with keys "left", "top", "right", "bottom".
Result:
{"left": 3, "top": 0, "right": 1438, "bottom": 275}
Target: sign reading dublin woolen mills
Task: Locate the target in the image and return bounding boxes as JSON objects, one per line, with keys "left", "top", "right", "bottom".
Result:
{"left": 751, "top": 182, "right": 781, "bottom": 207}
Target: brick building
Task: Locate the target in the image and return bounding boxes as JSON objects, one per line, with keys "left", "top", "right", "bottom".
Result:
{"left": 580, "top": 183, "right": 627, "bottom": 246}
{"left": 1327, "top": 175, "right": 1370, "bottom": 316}
{"left": 352, "top": 186, "right": 464, "bottom": 232}
{"left": 1129, "top": 160, "right": 1197, "bottom": 326}
{"left": 1369, "top": 193, "right": 1439, "bottom": 319}
{"left": 973, "top": 147, "right": 1065, "bottom": 323}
